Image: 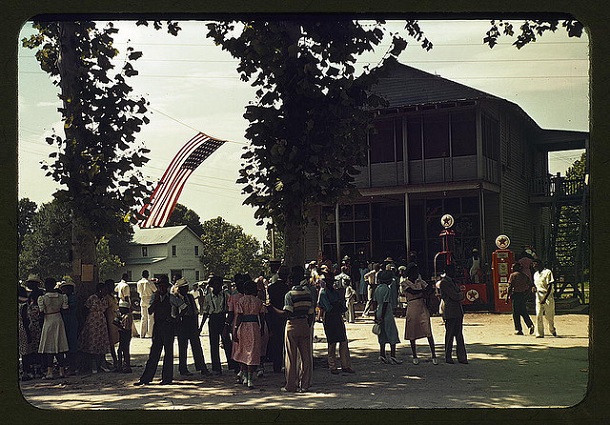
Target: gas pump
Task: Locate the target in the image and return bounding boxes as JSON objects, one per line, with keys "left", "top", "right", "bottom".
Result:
{"left": 432, "top": 214, "right": 488, "bottom": 308}
{"left": 433, "top": 214, "right": 455, "bottom": 278}
{"left": 491, "top": 234, "right": 514, "bottom": 313}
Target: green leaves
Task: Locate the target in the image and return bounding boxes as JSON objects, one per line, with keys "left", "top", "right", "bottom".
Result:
{"left": 483, "top": 19, "right": 582, "bottom": 49}
{"left": 199, "top": 216, "right": 263, "bottom": 277}
{"left": 23, "top": 20, "right": 154, "bottom": 238}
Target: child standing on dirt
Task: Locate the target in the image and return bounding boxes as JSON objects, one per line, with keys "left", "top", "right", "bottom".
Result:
{"left": 114, "top": 300, "right": 133, "bottom": 373}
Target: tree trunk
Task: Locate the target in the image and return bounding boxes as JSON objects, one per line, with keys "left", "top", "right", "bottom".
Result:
{"left": 283, "top": 204, "right": 306, "bottom": 268}
{"left": 57, "top": 22, "right": 98, "bottom": 299}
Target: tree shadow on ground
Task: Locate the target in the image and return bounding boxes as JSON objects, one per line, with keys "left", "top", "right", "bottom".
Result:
{"left": 19, "top": 339, "right": 588, "bottom": 410}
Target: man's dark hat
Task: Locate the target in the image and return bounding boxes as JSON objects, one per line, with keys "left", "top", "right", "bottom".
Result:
{"left": 377, "top": 270, "right": 394, "bottom": 283}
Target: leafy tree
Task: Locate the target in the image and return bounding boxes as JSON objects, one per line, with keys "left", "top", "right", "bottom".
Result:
{"left": 556, "top": 153, "right": 589, "bottom": 284}
{"left": 200, "top": 216, "right": 263, "bottom": 278}
{"left": 18, "top": 198, "right": 38, "bottom": 254}
{"left": 19, "top": 198, "right": 133, "bottom": 281}
{"left": 21, "top": 20, "right": 179, "bottom": 295}
{"left": 96, "top": 236, "right": 124, "bottom": 281}
{"left": 207, "top": 19, "right": 431, "bottom": 267}
{"left": 165, "top": 203, "right": 205, "bottom": 237}
{"left": 483, "top": 18, "right": 584, "bottom": 48}
{"left": 262, "top": 226, "right": 285, "bottom": 261}
{"left": 19, "top": 199, "right": 71, "bottom": 279}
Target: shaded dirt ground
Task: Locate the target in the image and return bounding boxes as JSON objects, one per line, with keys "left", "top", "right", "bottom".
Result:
{"left": 19, "top": 311, "right": 589, "bottom": 410}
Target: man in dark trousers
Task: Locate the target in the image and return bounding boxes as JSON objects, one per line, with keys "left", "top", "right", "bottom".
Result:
{"left": 266, "top": 265, "right": 290, "bottom": 373}
{"left": 439, "top": 264, "right": 468, "bottom": 364}
{"left": 174, "top": 278, "right": 209, "bottom": 376}
{"left": 201, "top": 276, "right": 235, "bottom": 375}
{"left": 134, "top": 275, "right": 176, "bottom": 385}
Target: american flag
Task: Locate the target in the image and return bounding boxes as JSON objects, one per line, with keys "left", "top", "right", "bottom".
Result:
{"left": 139, "top": 132, "right": 225, "bottom": 228}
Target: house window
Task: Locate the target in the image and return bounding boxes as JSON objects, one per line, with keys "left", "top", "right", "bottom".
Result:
{"left": 142, "top": 246, "right": 148, "bottom": 257}
{"left": 172, "top": 245, "right": 177, "bottom": 256}
{"left": 194, "top": 245, "right": 199, "bottom": 256}
{"left": 195, "top": 271, "right": 200, "bottom": 281}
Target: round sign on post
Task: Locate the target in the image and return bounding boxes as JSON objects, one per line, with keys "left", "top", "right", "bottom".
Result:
{"left": 441, "top": 214, "right": 454, "bottom": 229}
{"left": 495, "top": 234, "right": 511, "bottom": 249}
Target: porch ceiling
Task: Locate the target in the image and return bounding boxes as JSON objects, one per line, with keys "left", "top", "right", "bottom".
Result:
{"left": 534, "top": 129, "right": 588, "bottom": 152}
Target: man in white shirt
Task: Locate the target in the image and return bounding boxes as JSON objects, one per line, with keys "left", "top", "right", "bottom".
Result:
{"left": 116, "top": 273, "right": 138, "bottom": 337}
{"left": 115, "top": 273, "right": 131, "bottom": 304}
{"left": 532, "top": 259, "right": 557, "bottom": 338}
{"left": 137, "top": 270, "right": 156, "bottom": 338}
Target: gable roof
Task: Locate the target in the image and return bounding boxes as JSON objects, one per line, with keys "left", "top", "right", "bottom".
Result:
{"left": 371, "top": 58, "right": 501, "bottom": 108}
{"left": 131, "top": 225, "right": 201, "bottom": 245}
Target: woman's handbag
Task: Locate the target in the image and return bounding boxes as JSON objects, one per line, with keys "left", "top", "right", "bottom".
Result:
{"left": 372, "top": 322, "right": 382, "bottom": 335}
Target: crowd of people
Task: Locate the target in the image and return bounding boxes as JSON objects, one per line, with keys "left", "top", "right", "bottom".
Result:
{"left": 18, "top": 250, "right": 558, "bottom": 392}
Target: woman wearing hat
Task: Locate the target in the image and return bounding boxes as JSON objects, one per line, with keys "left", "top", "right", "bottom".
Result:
{"left": 403, "top": 264, "right": 438, "bottom": 365}
{"left": 23, "top": 275, "right": 44, "bottom": 378}
{"left": 37, "top": 277, "right": 69, "bottom": 379}
{"left": 373, "top": 270, "right": 402, "bottom": 364}
{"left": 18, "top": 285, "right": 32, "bottom": 380}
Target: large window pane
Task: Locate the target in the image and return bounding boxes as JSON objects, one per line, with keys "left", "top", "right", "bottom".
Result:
{"left": 370, "top": 119, "right": 395, "bottom": 163}
{"left": 340, "top": 222, "right": 354, "bottom": 242}
{"left": 354, "top": 203, "right": 370, "bottom": 220}
{"left": 424, "top": 114, "right": 449, "bottom": 159}
{"left": 407, "top": 116, "right": 422, "bottom": 160}
{"left": 395, "top": 118, "right": 403, "bottom": 161}
{"left": 354, "top": 221, "right": 370, "bottom": 241}
{"left": 451, "top": 110, "right": 477, "bottom": 156}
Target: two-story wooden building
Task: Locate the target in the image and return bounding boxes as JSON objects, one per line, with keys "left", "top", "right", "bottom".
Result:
{"left": 122, "top": 225, "right": 205, "bottom": 283}
{"left": 303, "top": 59, "right": 588, "bottom": 279}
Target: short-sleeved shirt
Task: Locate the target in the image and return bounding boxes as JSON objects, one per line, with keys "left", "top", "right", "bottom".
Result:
{"left": 508, "top": 271, "right": 531, "bottom": 294}
{"left": 136, "top": 278, "right": 156, "bottom": 307}
{"left": 202, "top": 290, "right": 228, "bottom": 314}
{"left": 115, "top": 280, "right": 130, "bottom": 302}
{"left": 533, "top": 268, "right": 554, "bottom": 302}
{"left": 284, "top": 284, "right": 315, "bottom": 318}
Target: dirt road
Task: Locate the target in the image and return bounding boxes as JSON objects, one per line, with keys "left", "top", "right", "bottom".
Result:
{"left": 19, "top": 312, "right": 589, "bottom": 410}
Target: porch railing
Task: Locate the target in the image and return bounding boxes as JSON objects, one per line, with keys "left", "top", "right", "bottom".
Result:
{"left": 530, "top": 174, "right": 585, "bottom": 199}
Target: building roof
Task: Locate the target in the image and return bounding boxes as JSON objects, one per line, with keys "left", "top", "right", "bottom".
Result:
{"left": 370, "top": 58, "right": 587, "bottom": 151}
{"left": 131, "top": 225, "right": 197, "bottom": 245}
{"left": 124, "top": 257, "right": 167, "bottom": 265}
{"left": 370, "top": 58, "right": 501, "bottom": 108}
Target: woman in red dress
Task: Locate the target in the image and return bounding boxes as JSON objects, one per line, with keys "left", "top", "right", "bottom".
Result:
{"left": 232, "top": 280, "right": 266, "bottom": 389}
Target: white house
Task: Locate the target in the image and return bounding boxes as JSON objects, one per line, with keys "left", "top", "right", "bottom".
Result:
{"left": 122, "top": 225, "right": 205, "bottom": 283}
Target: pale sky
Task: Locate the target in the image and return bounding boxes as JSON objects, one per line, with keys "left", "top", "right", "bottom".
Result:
{"left": 17, "top": 19, "right": 589, "bottom": 242}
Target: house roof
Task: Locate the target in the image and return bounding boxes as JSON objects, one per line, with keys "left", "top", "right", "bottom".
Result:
{"left": 124, "top": 257, "right": 167, "bottom": 265}
{"left": 370, "top": 58, "right": 501, "bottom": 108}
{"left": 370, "top": 58, "right": 587, "bottom": 151}
{"left": 131, "top": 225, "right": 198, "bottom": 245}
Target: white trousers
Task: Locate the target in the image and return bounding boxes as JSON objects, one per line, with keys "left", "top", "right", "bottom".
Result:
{"left": 535, "top": 298, "right": 555, "bottom": 337}
{"left": 140, "top": 306, "right": 155, "bottom": 338}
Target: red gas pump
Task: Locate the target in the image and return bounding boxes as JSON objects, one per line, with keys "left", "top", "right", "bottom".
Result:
{"left": 432, "top": 214, "right": 488, "bottom": 308}
{"left": 491, "top": 234, "right": 514, "bottom": 313}
{"left": 433, "top": 214, "right": 455, "bottom": 278}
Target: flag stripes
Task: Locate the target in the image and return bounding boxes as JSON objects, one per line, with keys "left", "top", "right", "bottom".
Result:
{"left": 139, "top": 132, "right": 225, "bottom": 228}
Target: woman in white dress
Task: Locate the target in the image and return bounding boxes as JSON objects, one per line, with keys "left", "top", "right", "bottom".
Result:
{"left": 37, "top": 278, "right": 69, "bottom": 379}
